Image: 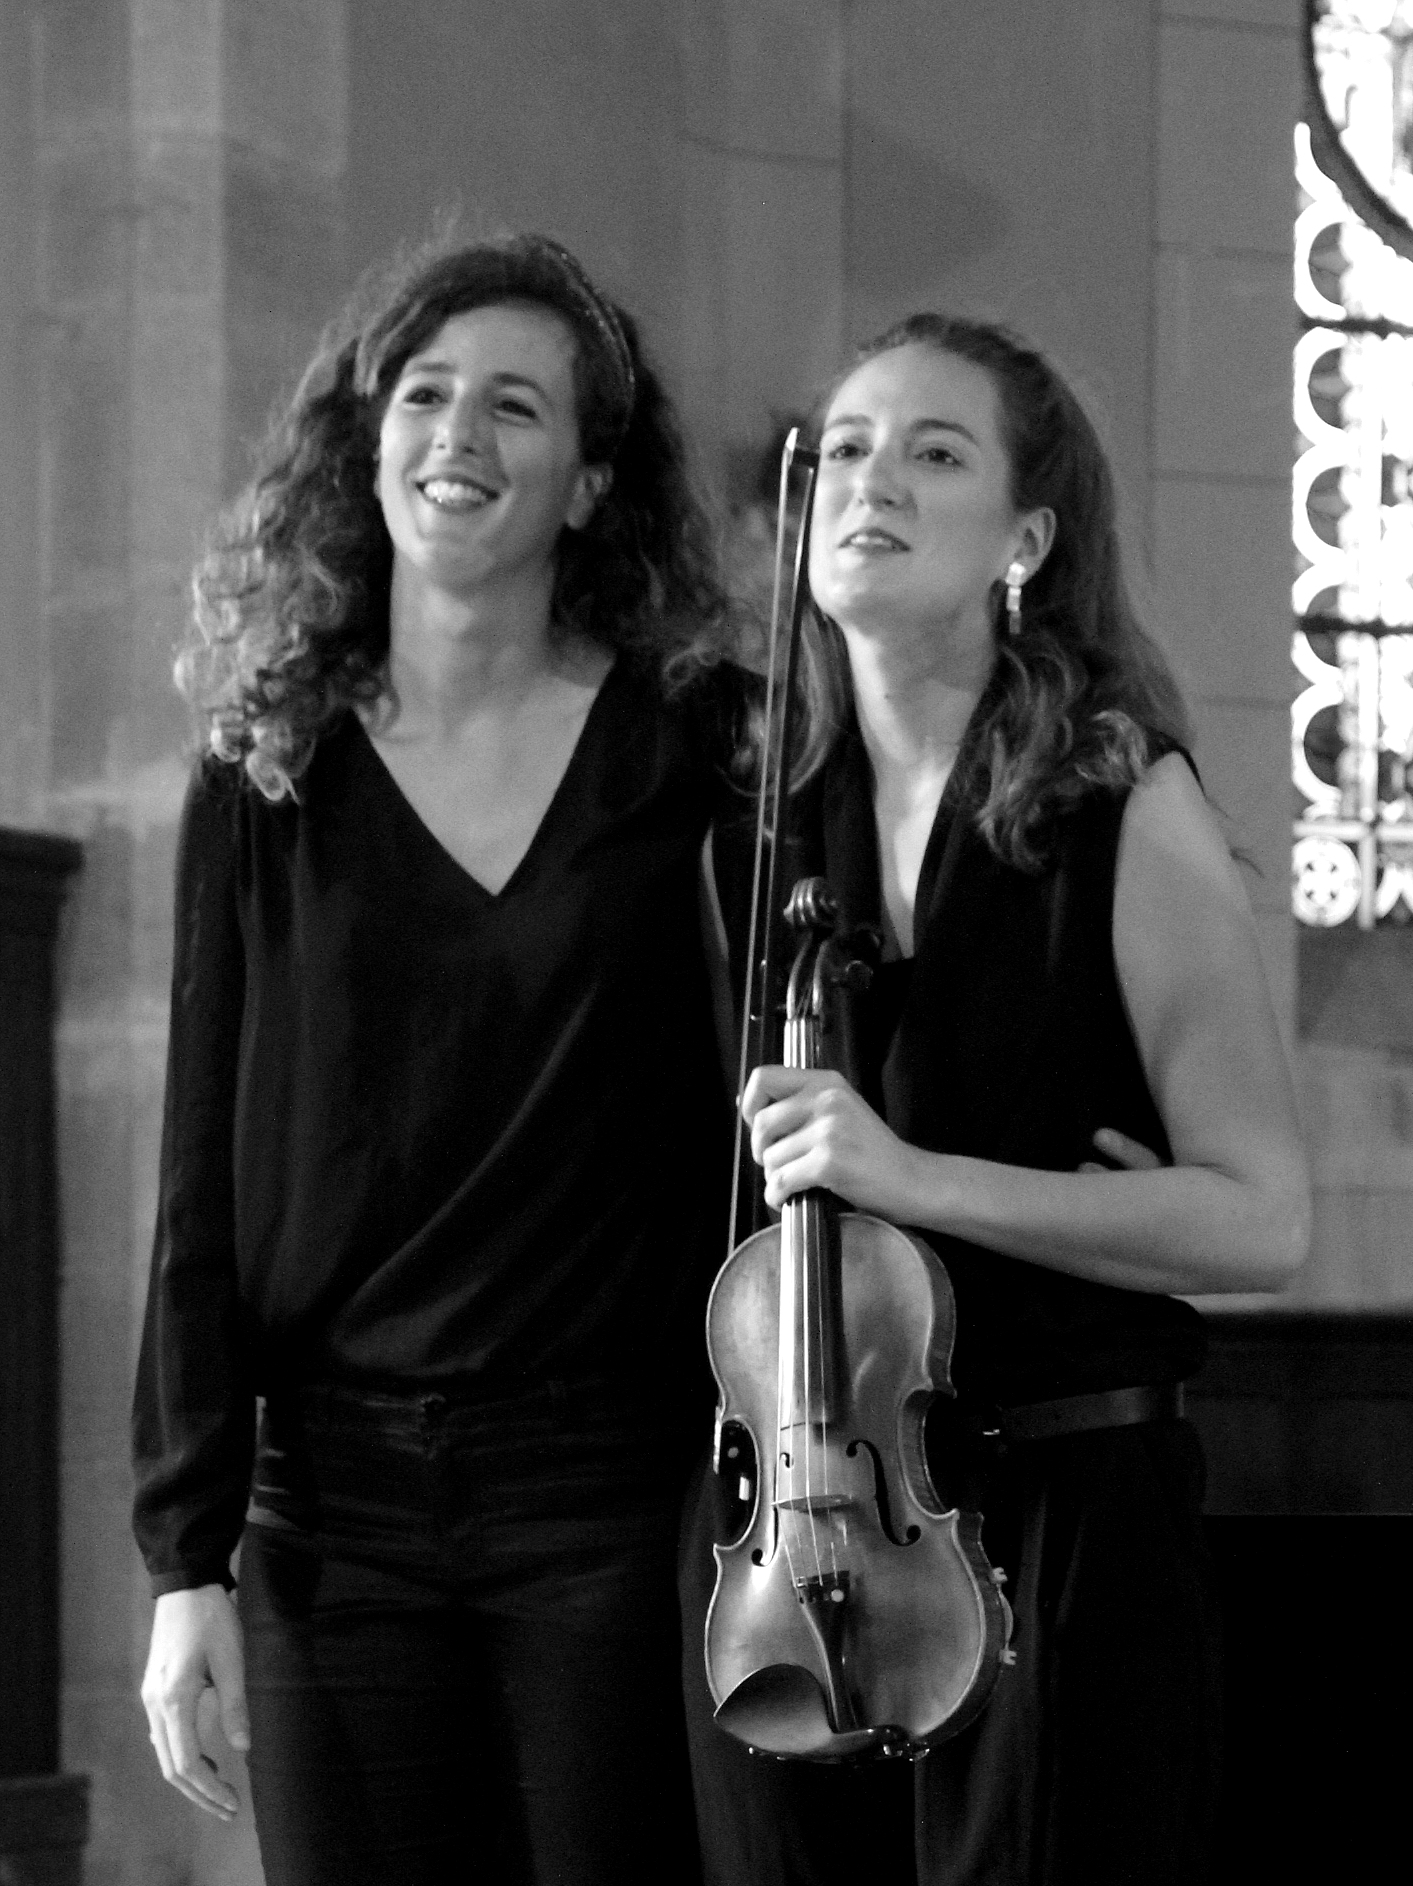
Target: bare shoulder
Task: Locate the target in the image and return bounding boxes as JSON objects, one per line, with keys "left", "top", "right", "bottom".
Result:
{"left": 1117, "top": 750, "right": 1250, "bottom": 914}
{"left": 1108, "top": 756, "right": 1307, "bottom": 1260}
{"left": 1112, "top": 748, "right": 1278, "bottom": 1088}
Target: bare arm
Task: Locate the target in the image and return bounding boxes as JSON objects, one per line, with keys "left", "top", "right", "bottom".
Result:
{"left": 744, "top": 755, "right": 1311, "bottom": 1295}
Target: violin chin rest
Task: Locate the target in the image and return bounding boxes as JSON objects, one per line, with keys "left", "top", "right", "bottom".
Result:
{"left": 713, "top": 1664, "right": 910, "bottom": 1763}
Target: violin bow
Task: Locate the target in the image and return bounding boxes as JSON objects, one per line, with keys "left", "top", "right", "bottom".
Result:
{"left": 728, "top": 427, "right": 820, "bottom": 1250}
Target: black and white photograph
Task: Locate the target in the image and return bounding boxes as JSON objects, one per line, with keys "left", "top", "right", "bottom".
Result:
{"left": 0, "top": 4, "right": 1409, "bottom": 1882}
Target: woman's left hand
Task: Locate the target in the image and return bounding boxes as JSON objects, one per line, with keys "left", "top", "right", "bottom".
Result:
{"left": 742, "top": 1066, "right": 920, "bottom": 1217}
{"left": 1079, "top": 1127, "right": 1164, "bottom": 1175}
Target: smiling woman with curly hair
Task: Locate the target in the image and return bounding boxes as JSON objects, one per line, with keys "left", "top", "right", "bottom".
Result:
{"left": 182, "top": 237, "right": 733, "bottom": 800}
{"left": 135, "top": 232, "right": 741, "bottom": 1886}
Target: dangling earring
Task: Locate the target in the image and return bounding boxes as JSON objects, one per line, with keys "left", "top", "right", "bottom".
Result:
{"left": 1004, "top": 560, "right": 1026, "bottom": 638}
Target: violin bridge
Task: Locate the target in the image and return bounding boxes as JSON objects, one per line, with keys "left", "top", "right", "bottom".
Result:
{"left": 774, "top": 1492, "right": 856, "bottom": 1515}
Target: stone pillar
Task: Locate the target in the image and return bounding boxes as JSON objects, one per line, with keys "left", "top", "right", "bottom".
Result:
{"left": 20, "top": 3, "right": 347, "bottom": 1881}
{"left": 841, "top": 0, "right": 1159, "bottom": 549}
{"left": 1153, "top": 1, "right": 1413, "bottom": 1311}
{"left": 1151, "top": 0, "right": 1302, "bottom": 1038}
{"left": 0, "top": 1, "right": 43, "bottom": 828}
{"left": 677, "top": 0, "right": 846, "bottom": 480}
{"left": 344, "top": 0, "right": 688, "bottom": 409}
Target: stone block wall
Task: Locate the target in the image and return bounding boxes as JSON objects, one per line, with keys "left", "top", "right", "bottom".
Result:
{"left": 0, "top": 0, "right": 43, "bottom": 825}
{"left": 1152, "top": 0, "right": 1300, "bottom": 1034}
{"left": 676, "top": 0, "right": 846, "bottom": 467}
{"left": 842, "top": 0, "right": 1160, "bottom": 536}
{"left": 1152, "top": 0, "right": 1413, "bottom": 1312}
{"left": 3, "top": 4, "right": 347, "bottom": 1881}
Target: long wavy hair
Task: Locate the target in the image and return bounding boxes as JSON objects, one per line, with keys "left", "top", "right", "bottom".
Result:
{"left": 796, "top": 314, "right": 1190, "bottom": 869}
{"left": 181, "top": 233, "right": 732, "bottom": 798}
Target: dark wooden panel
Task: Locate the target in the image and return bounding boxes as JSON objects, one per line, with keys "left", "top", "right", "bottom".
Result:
{"left": 1298, "top": 921, "right": 1413, "bottom": 1052}
{"left": 0, "top": 1774, "right": 89, "bottom": 1873}
{"left": 1188, "top": 1311, "right": 1413, "bottom": 1514}
{"left": 0, "top": 831, "right": 81, "bottom": 1779}
{"left": 1209, "top": 1516, "right": 1411, "bottom": 1880}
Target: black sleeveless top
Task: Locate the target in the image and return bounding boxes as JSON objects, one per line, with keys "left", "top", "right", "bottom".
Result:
{"left": 816, "top": 722, "right": 1207, "bottom": 1406}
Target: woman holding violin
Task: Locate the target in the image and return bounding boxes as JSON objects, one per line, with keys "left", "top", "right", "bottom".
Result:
{"left": 132, "top": 233, "right": 740, "bottom": 1885}
{"left": 683, "top": 314, "right": 1311, "bottom": 1884}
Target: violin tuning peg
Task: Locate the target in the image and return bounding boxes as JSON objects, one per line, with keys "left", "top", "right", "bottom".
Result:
{"left": 991, "top": 1567, "right": 1009, "bottom": 1585}
{"left": 1000, "top": 1648, "right": 1018, "bottom": 1667}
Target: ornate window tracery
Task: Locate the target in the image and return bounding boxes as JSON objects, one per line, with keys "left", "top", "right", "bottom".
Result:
{"left": 1293, "top": 2, "right": 1413, "bottom": 927}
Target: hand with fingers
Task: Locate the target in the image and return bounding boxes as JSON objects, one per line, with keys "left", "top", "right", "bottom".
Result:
{"left": 1079, "top": 1127, "right": 1165, "bottom": 1175}
{"left": 141, "top": 1584, "right": 250, "bottom": 1821}
{"left": 742, "top": 1064, "right": 921, "bottom": 1219}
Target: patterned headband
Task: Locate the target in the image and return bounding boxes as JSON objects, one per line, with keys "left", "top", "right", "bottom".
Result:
{"left": 526, "top": 237, "right": 637, "bottom": 448}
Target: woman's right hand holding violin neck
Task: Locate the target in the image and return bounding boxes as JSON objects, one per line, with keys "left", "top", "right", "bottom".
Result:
{"left": 141, "top": 1583, "right": 249, "bottom": 1820}
{"left": 742, "top": 1063, "right": 925, "bottom": 1218}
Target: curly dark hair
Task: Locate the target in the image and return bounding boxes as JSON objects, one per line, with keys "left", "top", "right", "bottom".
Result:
{"left": 794, "top": 314, "right": 1191, "bottom": 869}
{"left": 181, "top": 233, "right": 733, "bottom": 797}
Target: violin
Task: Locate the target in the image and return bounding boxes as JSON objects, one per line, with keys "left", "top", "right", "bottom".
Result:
{"left": 702, "top": 436, "right": 1012, "bottom": 1763}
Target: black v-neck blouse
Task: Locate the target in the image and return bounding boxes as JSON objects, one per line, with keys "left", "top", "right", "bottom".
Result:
{"left": 133, "top": 660, "right": 735, "bottom": 1592}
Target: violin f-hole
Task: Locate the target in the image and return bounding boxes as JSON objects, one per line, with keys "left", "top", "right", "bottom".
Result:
{"left": 848, "top": 1437, "right": 922, "bottom": 1548}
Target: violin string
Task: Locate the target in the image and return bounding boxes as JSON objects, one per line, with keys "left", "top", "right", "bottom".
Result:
{"left": 800, "top": 1198, "right": 826, "bottom": 1587}
{"left": 815, "top": 1200, "right": 841, "bottom": 1584}
{"left": 814, "top": 1210, "right": 832, "bottom": 1585}
{"left": 805, "top": 1022, "right": 838, "bottom": 1586}
{"left": 789, "top": 1008, "right": 821, "bottom": 1589}
{"left": 814, "top": 1208, "right": 835, "bottom": 1581}
{"left": 828, "top": 1228, "right": 843, "bottom": 1577}
{"left": 777, "top": 1192, "right": 802, "bottom": 1596}
{"left": 814, "top": 1131, "right": 837, "bottom": 1591}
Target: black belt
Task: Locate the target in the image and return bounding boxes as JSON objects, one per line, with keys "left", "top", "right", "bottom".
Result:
{"left": 962, "top": 1382, "right": 1184, "bottom": 1445}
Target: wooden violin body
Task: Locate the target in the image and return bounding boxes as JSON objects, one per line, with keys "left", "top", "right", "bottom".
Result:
{"left": 704, "top": 878, "right": 1012, "bottom": 1762}
{"left": 706, "top": 1210, "right": 1010, "bottom": 1760}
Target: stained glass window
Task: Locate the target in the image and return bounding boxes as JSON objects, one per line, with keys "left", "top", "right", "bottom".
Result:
{"left": 1293, "top": 2, "right": 1413, "bottom": 927}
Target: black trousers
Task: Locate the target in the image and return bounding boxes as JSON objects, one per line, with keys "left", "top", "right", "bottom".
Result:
{"left": 238, "top": 1379, "right": 702, "bottom": 1886}
{"left": 681, "top": 1419, "right": 1222, "bottom": 1886}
